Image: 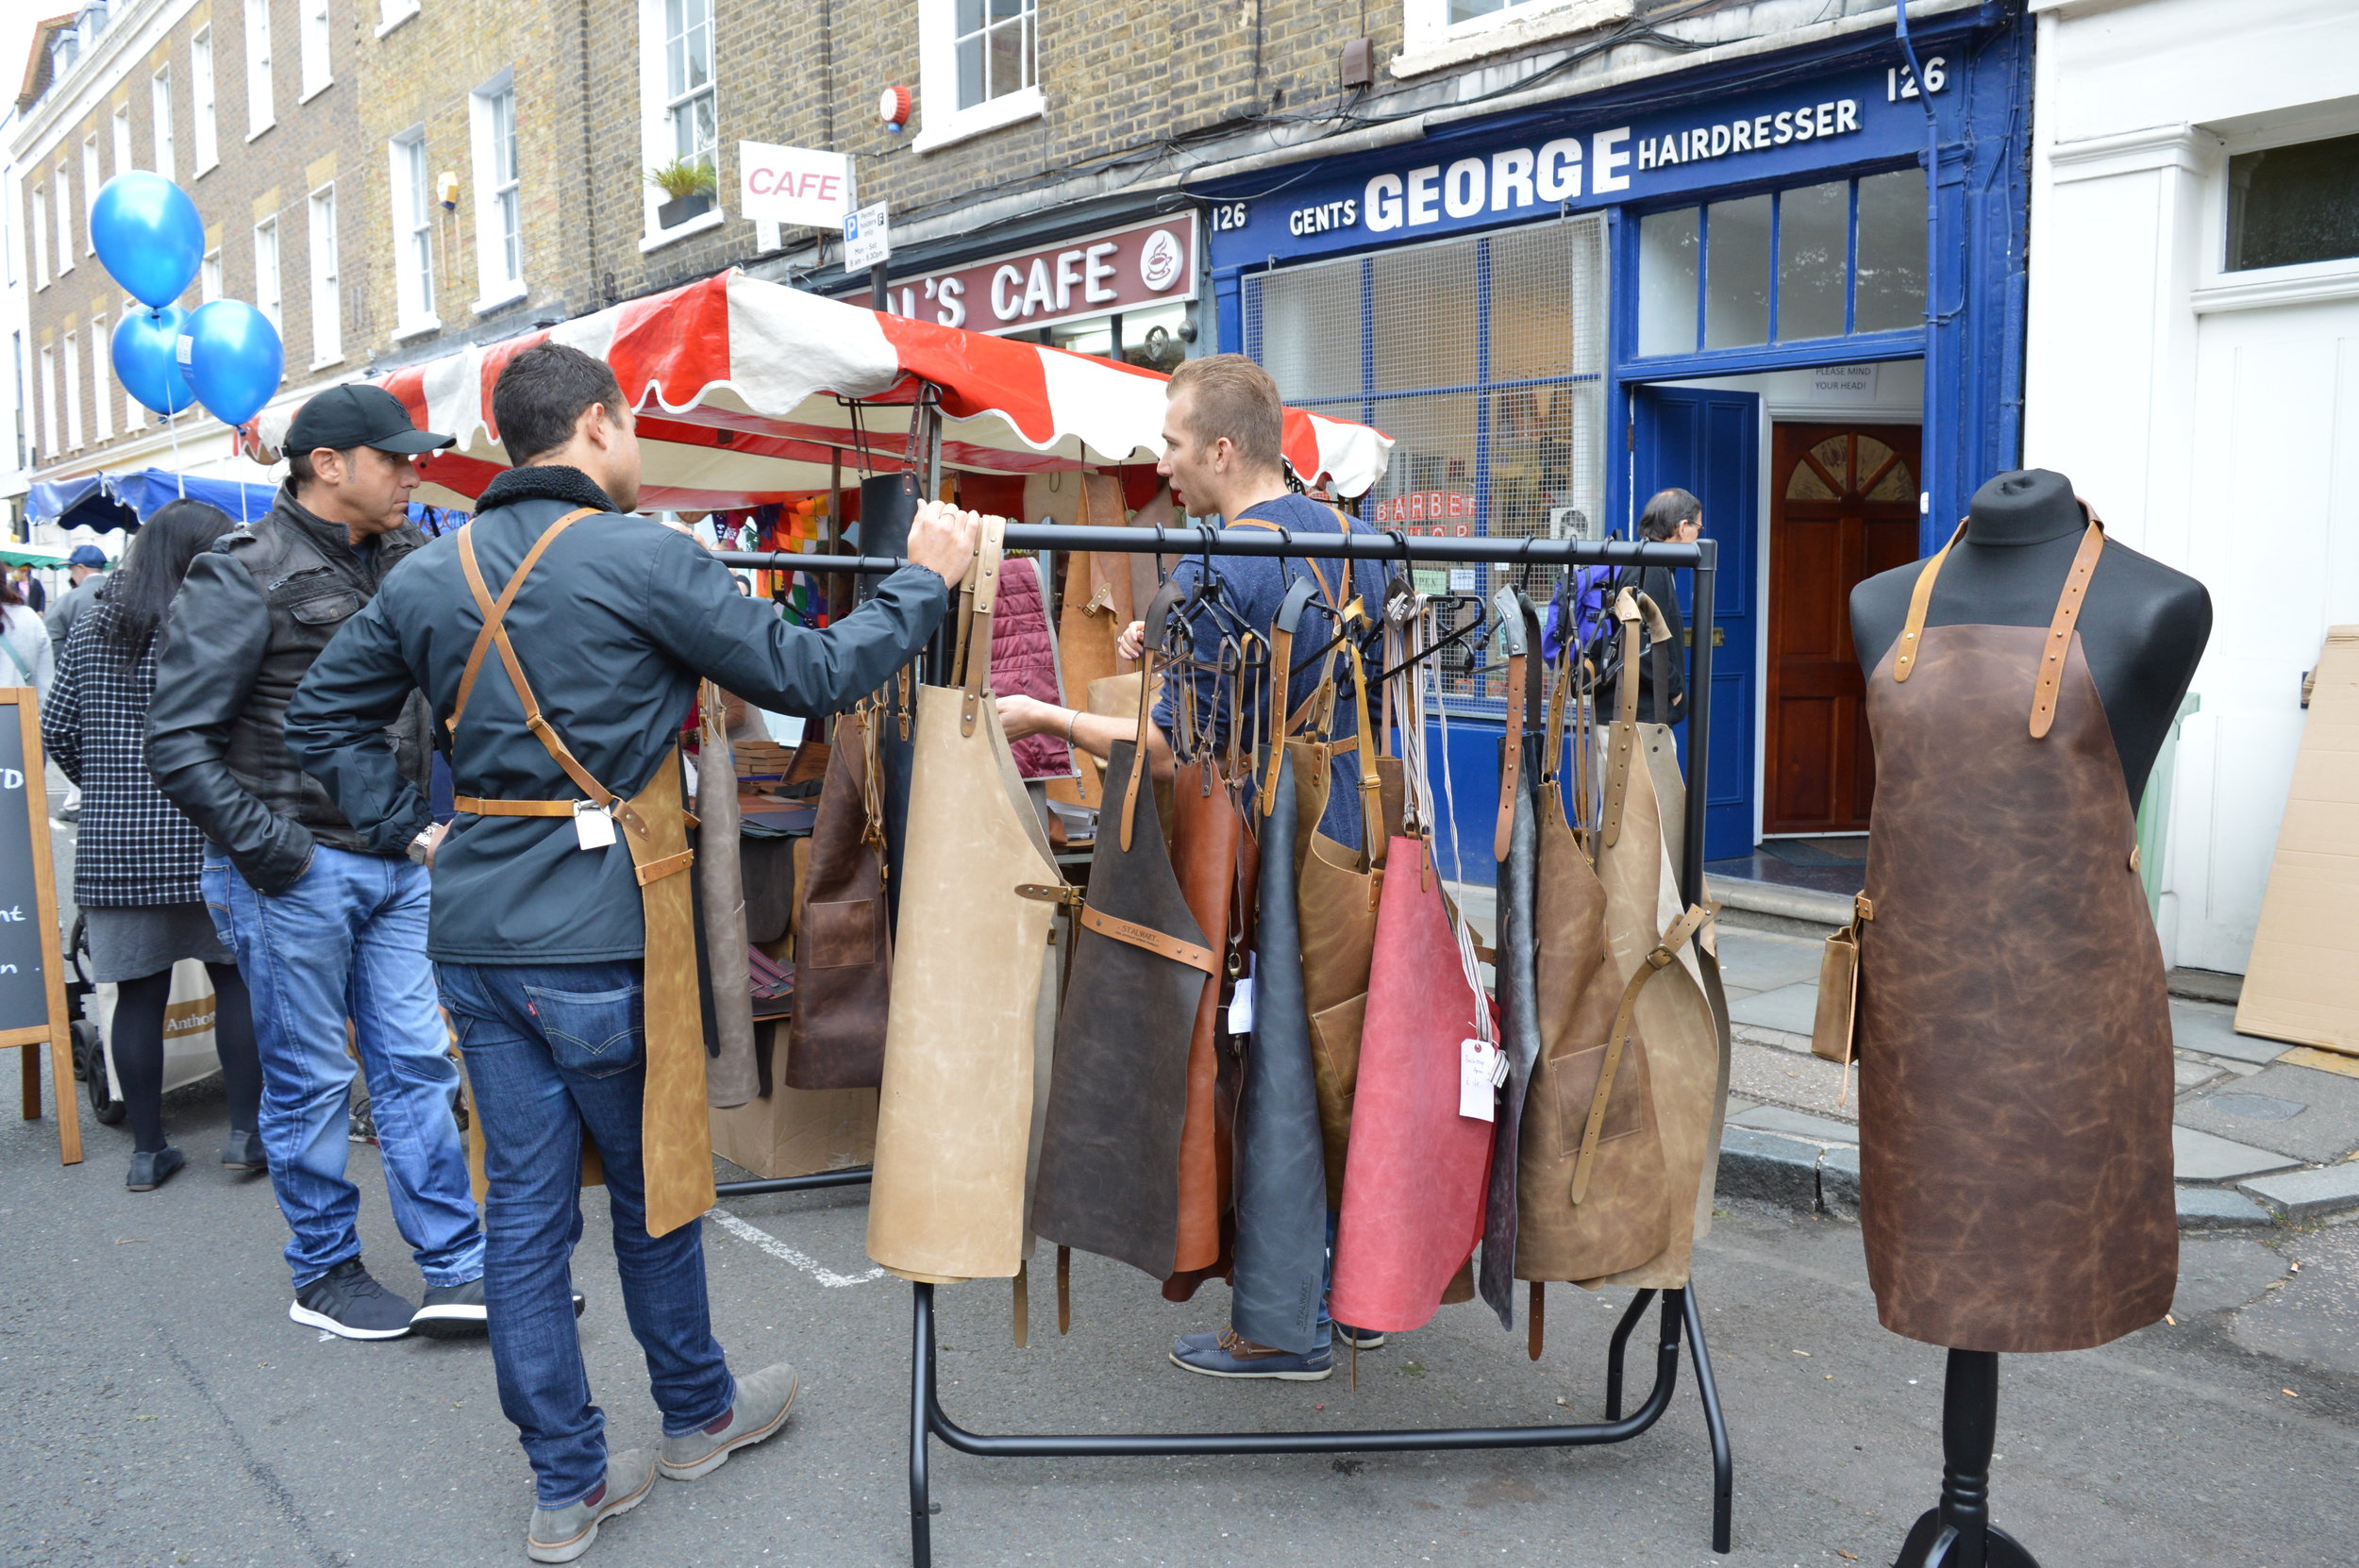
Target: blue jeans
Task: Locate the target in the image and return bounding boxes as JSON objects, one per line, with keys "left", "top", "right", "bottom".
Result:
{"left": 437, "top": 959, "right": 735, "bottom": 1507}
{"left": 205, "top": 845, "right": 485, "bottom": 1292}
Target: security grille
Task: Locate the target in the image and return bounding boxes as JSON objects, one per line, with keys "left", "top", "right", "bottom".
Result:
{"left": 1246, "top": 214, "right": 1607, "bottom": 703}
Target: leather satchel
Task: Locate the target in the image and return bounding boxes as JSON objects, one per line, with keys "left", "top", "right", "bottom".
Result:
{"left": 1808, "top": 893, "right": 1874, "bottom": 1074}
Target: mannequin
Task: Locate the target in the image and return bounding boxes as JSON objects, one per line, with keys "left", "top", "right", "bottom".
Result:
{"left": 1849, "top": 469, "right": 2209, "bottom": 1568}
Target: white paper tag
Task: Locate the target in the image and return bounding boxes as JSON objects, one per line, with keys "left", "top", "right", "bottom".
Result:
{"left": 573, "top": 802, "right": 617, "bottom": 851}
{"left": 1226, "top": 976, "right": 1255, "bottom": 1037}
{"left": 1460, "top": 1038, "right": 1498, "bottom": 1121}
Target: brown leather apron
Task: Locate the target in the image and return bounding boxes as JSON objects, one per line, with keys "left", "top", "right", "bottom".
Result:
{"left": 1587, "top": 590, "right": 1723, "bottom": 1291}
{"left": 1859, "top": 520, "right": 2176, "bottom": 1352}
{"left": 1031, "top": 586, "right": 1215, "bottom": 1278}
{"left": 866, "top": 518, "right": 1064, "bottom": 1283}
{"left": 784, "top": 705, "right": 894, "bottom": 1090}
{"left": 1517, "top": 642, "right": 1677, "bottom": 1286}
{"left": 447, "top": 508, "right": 713, "bottom": 1239}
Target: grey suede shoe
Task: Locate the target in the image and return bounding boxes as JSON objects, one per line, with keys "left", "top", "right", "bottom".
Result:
{"left": 526, "top": 1449, "right": 655, "bottom": 1563}
{"left": 657, "top": 1360, "right": 799, "bottom": 1480}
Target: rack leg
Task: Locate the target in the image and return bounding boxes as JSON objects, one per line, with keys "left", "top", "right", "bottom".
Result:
{"left": 1681, "top": 1287, "right": 1734, "bottom": 1554}
{"left": 1604, "top": 1289, "right": 1657, "bottom": 1420}
{"left": 1892, "top": 1350, "right": 2041, "bottom": 1568}
{"left": 911, "top": 1284, "right": 935, "bottom": 1568}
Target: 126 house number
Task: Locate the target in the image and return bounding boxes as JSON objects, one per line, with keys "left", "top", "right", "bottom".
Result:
{"left": 1209, "top": 202, "right": 1249, "bottom": 233}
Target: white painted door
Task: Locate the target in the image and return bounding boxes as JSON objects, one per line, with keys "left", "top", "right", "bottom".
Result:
{"left": 2169, "top": 297, "right": 2359, "bottom": 973}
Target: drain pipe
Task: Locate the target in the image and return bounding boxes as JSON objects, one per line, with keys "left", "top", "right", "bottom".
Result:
{"left": 1893, "top": 0, "right": 1944, "bottom": 541}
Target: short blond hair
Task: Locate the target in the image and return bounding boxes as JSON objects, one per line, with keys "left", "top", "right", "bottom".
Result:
{"left": 1166, "top": 354, "right": 1284, "bottom": 475}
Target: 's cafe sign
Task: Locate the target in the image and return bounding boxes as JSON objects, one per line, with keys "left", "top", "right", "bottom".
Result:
{"left": 877, "top": 214, "right": 1198, "bottom": 334}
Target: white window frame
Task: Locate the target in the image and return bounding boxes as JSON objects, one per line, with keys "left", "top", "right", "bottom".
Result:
{"left": 38, "top": 344, "right": 57, "bottom": 459}
{"left": 254, "top": 215, "right": 281, "bottom": 330}
{"left": 81, "top": 137, "right": 99, "bottom": 253}
{"left": 469, "top": 72, "right": 526, "bottom": 309}
{"left": 63, "top": 330, "right": 82, "bottom": 450}
{"left": 388, "top": 129, "right": 439, "bottom": 335}
{"left": 112, "top": 105, "right": 133, "bottom": 177}
{"left": 55, "top": 165, "right": 74, "bottom": 274}
{"left": 201, "top": 247, "right": 223, "bottom": 302}
{"left": 375, "top": 0, "right": 420, "bottom": 38}
{"left": 309, "top": 183, "right": 341, "bottom": 363}
{"left": 92, "top": 315, "right": 111, "bottom": 442}
{"left": 245, "top": 0, "right": 276, "bottom": 139}
{"left": 30, "top": 187, "right": 48, "bottom": 289}
{"left": 1397, "top": 0, "right": 1631, "bottom": 79}
{"left": 636, "top": 0, "right": 724, "bottom": 246}
{"left": 152, "top": 66, "right": 176, "bottom": 183}
{"left": 914, "top": 0, "right": 1045, "bottom": 155}
{"left": 299, "top": 0, "right": 331, "bottom": 101}
{"left": 192, "top": 27, "right": 219, "bottom": 172}
{"left": 123, "top": 298, "right": 146, "bottom": 429}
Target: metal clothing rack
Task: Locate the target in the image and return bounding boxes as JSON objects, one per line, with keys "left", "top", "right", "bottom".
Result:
{"left": 711, "top": 525, "right": 1730, "bottom": 1566}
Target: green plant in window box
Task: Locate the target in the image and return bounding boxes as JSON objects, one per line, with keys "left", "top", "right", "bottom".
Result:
{"left": 646, "top": 157, "right": 718, "bottom": 227}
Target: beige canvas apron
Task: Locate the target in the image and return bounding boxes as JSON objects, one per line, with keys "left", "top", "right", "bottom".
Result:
{"left": 1585, "top": 591, "right": 1724, "bottom": 1291}
{"left": 446, "top": 508, "right": 713, "bottom": 1239}
{"left": 866, "top": 517, "right": 1064, "bottom": 1284}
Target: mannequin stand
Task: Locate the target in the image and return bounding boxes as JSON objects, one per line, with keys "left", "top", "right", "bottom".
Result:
{"left": 1891, "top": 1351, "right": 2041, "bottom": 1568}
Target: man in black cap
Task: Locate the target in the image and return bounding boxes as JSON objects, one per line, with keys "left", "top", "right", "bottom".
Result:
{"left": 149, "top": 382, "right": 490, "bottom": 1343}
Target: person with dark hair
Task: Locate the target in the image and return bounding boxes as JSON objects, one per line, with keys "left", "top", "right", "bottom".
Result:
{"left": 286, "top": 339, "right": 978, "bottom": 1562}
{"left": 11, "top": 563, "right": 45, "bottom": 614}
{"left": 42, "top": 500, "right": 264, "bottom": 1190}
{"left": 147, "top": 383, "right": 489, "bottom": 1342}
{"left": 1607, "top": 487, "right": 1698, "bottom": 726}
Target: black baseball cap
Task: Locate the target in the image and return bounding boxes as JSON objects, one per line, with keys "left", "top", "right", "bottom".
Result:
{"left": 286, "top": 384, "right": 455, "bottom": 458}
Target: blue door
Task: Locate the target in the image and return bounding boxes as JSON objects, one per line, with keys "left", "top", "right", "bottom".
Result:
{"left": 1631, "top": 385, "right": 1759, "bottom": 865}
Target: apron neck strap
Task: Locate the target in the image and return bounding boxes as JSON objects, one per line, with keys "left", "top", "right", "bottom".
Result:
{"left": 1120, "top": 578, "right": 1185, "bottom": 852}
{"left": 1892, "top": 507, "right": 2108, "bottom": 740}
{"left": 959, "top": 513, "right": 1007, "bottom": 737}
{"left": 448, "top": 507, "right": 599, "bottom": 738}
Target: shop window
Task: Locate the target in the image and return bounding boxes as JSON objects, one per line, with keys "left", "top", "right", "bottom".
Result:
{"left": 916, "top": 0, "right": 1044, "bottom": 153}
{"left": 1245, "top": 216, "right": 1608, "bottom": 705}
{"left": 2227, "top": 131, "right": 2359, "bottom": 273}
{"left": 1636, "top": 168, "right": 1926, "bottom": 357}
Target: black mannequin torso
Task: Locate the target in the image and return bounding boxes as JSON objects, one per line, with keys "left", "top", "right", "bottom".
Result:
{"left": 1849, "top": 470, "right": 2211, "bottom": 800}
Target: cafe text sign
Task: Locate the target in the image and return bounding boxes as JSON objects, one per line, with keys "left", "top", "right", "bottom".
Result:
{"left": 879, "top": 214, "right": 1198, "bottom": 334}
{"left": 739, "top": 142, "right": 854, "bottom": 229}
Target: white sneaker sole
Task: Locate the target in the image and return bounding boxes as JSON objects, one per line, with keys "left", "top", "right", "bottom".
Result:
{"left": 527, "top": 1469, "right": 655, "bottom": 1564}
{"left": 408, "top": 1305, "right": 489, "bottom": 1340}
{"left": 1168, "top": 1353, "right": 1335, "bottom": 1381}
{"left": 288, "top": 1300, "right": 411, "bottom": 1340}
{"left": 658, "top": 1371, "right": 799, "bottom": 1480}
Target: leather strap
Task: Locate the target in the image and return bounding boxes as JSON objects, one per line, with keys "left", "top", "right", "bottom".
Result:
{"left": 449, "top": 508, "right": 599, "bottom": 737}
{"left": 1492, "top": 585, "right": 1529, "bottom": 864}
{"left": 960, "top": 513, "right": 1007, "bottom": 737}
{"left": 1122, "top": 579, "right": 1186, "bottom": 853}
{"left": 1570, "top": 901, "right": 1713, "bottom": 1205}
{"left": 1892, "top": 509, "right": 2108, "bottom": 739}
{"left": 1259, "top": 577, "right": 1321, "bottom": 819}
{"left": 1079, "top": 903, "right": 1217, "bottom": 974}
{"left": 1891, "top": 519, "right": 1967, "bottom": 685}
{"left": 633, "top": 847, "right": 696, "bottom": 886}
{"left": 452, "top": 794, "right": 577, "bottom": 817}
{"left": 1600, "top": 590, "right": 1671, "bottom": 847}
{"left": 1343, "top": 627, "right": 1385, "bottom": 872}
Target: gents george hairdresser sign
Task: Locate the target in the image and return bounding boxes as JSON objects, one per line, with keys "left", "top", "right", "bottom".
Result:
{"left": 1201, "top": 57, "right": 1949, "bottom": 267}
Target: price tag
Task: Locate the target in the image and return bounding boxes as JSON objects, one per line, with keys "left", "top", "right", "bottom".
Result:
{"left": 1226, "top": 976, "right": 1255, "bottom": 1037}
{"left": 1459, "top": 1038, "right": 1499, "bottom": 1121}
{"left": 573, "top": 801, "right": 617, "bottom": 851}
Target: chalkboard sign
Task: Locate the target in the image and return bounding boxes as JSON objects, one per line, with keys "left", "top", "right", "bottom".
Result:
{"left": 0, "top": 689, "right": 82, "bottom": 1164}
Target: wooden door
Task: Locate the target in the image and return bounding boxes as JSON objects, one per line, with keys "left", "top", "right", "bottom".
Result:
{"left": 1765, "top": 424, "right": 1922, "bottom": 836}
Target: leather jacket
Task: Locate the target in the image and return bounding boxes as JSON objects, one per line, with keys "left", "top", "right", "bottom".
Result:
{"left": 147, "top": 488, "right": 432, "bottom": 894}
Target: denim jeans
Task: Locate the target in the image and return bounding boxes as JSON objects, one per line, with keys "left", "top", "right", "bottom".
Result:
{"left": 437, "top": 959, "right": 735, "bottom": 1507}
{"left": 205, "top": 845, "right": 485, "bottom": 1292}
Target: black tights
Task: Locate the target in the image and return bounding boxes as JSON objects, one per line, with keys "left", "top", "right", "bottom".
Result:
{"left": 112, "top": 963, "right": 262, "bottom": 1155}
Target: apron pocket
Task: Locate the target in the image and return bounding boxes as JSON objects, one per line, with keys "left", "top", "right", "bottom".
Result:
{"left": 526, "top": 983, "right": 644, "bottom": 1078}
{"left": 1548, "top": 1042, "right": 1648, "bottom": 1145}
{"left": 803, "top": 897, "right": 884, "bottom": 969}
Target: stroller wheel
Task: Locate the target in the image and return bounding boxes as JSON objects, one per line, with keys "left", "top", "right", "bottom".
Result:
{"left": 70, "top": 1019, "right": 99, "bottom": 1082}
{"left": 88, "top": 1040, "right": 125, "bottom": 1126}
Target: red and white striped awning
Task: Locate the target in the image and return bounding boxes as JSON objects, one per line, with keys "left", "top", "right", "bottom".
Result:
{"left": 258, "top": 269, "right": 1392, "bottom": 512}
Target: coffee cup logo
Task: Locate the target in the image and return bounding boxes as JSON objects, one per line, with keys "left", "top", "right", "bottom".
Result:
{"left": 1139, "top": 228, "right": 1184, "bottom": 292}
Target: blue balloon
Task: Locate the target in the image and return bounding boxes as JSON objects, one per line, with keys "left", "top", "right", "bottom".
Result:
{"left": 181, "top": 300, "right": 285, "bottom": 429}
{"left": 91, "top": 172, "right": 205, "bottom": 309}
{"left": 111, "top": 307, "right": 197, "bottom": 416}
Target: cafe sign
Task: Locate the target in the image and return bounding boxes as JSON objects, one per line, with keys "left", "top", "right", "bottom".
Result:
{"left": 878, "top": 214, "right": 1199, "bottom": 333}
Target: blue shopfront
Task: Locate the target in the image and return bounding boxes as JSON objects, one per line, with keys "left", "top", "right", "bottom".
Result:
{"left": 1198, "top": 5, "right": 2030, "bottom": 882}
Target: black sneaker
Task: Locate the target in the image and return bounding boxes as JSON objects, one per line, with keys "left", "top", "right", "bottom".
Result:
{"left": 411, "top": 1276, "right": 490, "bottom": 1339}
{"left": 291, "top": 1259, "right": 415, "bottom": 1340}
{"left": 1334, "top": 1322, "right": 1387, "bottom": 1350}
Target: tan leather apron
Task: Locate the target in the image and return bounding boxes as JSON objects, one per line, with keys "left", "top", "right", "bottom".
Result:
{"left": 1859, "top": 519, "right": 2176, "bottom": 1352}
{"left": 1517, "top": 643, "right": 1677, "bottom": 1286}
{"left": 866, "top": 518, "right": 1064, "bottom": 1284}
{"left": 446, "top": 508, "right": 712, "bottom": 1239}
{"left": 1586, "top": 591, "right": 1722, "bottom": 1291}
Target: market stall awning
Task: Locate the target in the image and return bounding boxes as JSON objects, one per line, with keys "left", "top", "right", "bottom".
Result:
{"left": 269, "top": 269, "right": 1392, "bottom": 511}
{"left": 25, "top": 467, "right": 281, "bottom": 533}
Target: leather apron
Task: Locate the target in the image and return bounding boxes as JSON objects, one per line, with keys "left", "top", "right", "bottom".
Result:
{"left": 784, "top": 705, "right": 895, "bottom": 1091}
{"left": 1516, "top": 639, "right": 1677, "bottom": 1286}
{"left": 1858, "top": 519, "right": 2175, "bottom": 1353}
{"left": 446, "top": 508, "right": 712, "bottom": 1238}
{"left": 697, "top": 682, "right": 760, "bottom": 1109}
{"left": 1031, "top": 585, "right": 1215, "bottom": 1278}
{"left": 866, "top": 518, "right": 1064, "bottom": 1284}
{"left": 1588, "top": 590, "right": 1724, "bottom": 1292}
